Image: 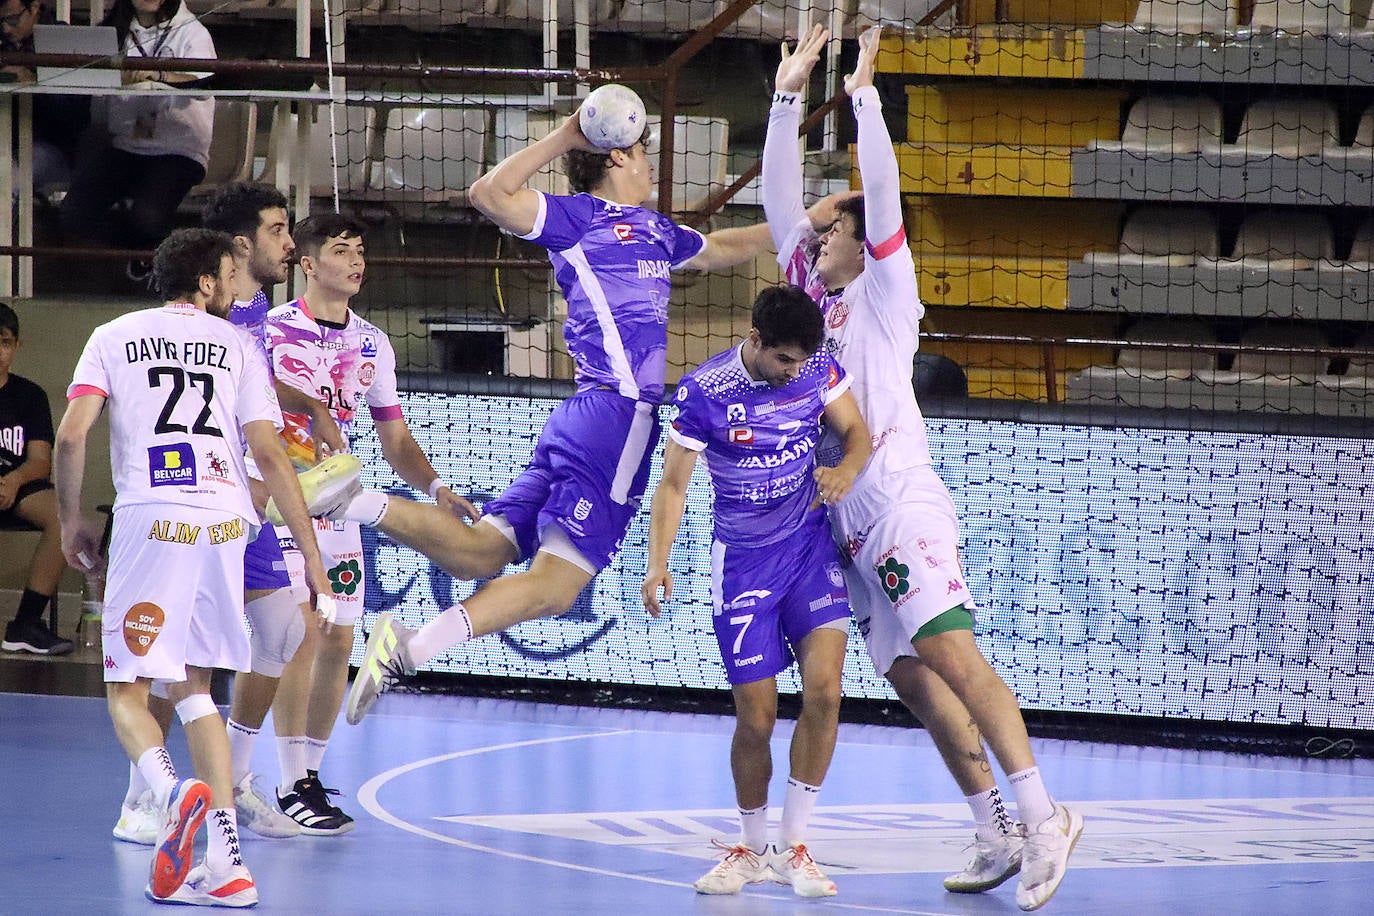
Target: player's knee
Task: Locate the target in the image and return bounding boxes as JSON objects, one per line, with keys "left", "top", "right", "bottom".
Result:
{"left": 246, "top": 589, "right": 307, "bottom": 678}
{"left": 800, "top": 681, "right": 842, "bottom": 722}
{"left": 734, "top": 704, "right": 777, "bottom": 741}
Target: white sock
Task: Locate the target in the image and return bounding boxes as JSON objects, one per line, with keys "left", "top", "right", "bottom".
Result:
{"left": 277, "top": 736, "right": 310, "bottom": 794}
{"left": 1008, "top": 766, "right": 1055, "bottom": 827}
{"left": 780, "top": 777, "right": 821, "bottom": 848}
{"left": 304, "top": 736, "right": 329, "bottom": 774}
{"left": 341, "top": 491, "right": 389, "bottom": 526}
{"left": 738, "top": 804, "right": 768, "bottom": 853}
{"left": 124, "top": 761, "right": 150, "bottom": 808}
{"left": 966, "top": 785, "right": 1014, "bottom": 840}
{"left": 226, "top": 719, "right": 259, "bottom": 786}
{"left": 206, "top": 808, "right": 243, "bottom": 873}
{"left": 137, "top": 746, "right": 178, "bottom": 810}
{"left": 407, "top": 603, "right": 473, "bottom": 667}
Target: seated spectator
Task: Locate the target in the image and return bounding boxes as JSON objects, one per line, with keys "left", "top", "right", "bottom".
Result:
{"left": 0, "top": 0, "right": 91, "bottom": 195}
{"left": 0, "top": 301, "right": 72, "bottom": 655}
{"left": 59, "top": 0, "right": 214, "bottom": 282}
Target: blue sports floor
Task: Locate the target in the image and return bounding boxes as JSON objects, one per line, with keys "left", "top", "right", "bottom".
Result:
{"left": 5, "top": 689, "right": 1373, "bottom": 915}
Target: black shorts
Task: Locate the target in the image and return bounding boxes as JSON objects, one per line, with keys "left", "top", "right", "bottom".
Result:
{"left": 0, "top": 479, "right": 55, "bottom": 528}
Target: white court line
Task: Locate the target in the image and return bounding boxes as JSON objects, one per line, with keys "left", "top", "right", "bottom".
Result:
{"left": 355, "top": 729, "right": 958, "bottom": 916}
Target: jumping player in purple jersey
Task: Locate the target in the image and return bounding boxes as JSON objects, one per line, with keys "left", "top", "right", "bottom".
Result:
{"left": 338, "top": 95, "right": 809, "bottom": 724}
{"left": 764, "top": 26, "right": 1082, "bottom": 910}
{"left": 642, "top": 285, "right": 871, "bottom": 898}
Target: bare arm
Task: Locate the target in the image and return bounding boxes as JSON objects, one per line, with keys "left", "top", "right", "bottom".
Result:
{"left": 683, "top": 223, "right": 775, "bottom": 272}
{"left": 641, "top": 439, "right": 700, "bottom": 618}
{"left": 375, "top": 417, "right": 479, "bottom": 520}
{"left": 813, "top": 390, "right": 871, "bottom": 508}
{"left": 52, "top": 395, "right": 105, "bottom": 573}
{"left": 468, "top": 111, "right": 600, "bottom": 236}
{"left": 245, "top": 419, "right": 332, "bottom": 600}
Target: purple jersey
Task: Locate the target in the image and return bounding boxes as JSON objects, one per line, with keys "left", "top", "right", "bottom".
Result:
{"left": 669, "top": 343, "right": 850, "bottom": 548}
{"left": 519, "top": 192, "right": 706, "bottom": 404}
{"left": 229, "top": 290, "right": 272, "bottom": 369}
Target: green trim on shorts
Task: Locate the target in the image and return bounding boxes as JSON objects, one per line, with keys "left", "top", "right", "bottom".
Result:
{"left": 912, "top": 605, "right": 974, "bottom": 642}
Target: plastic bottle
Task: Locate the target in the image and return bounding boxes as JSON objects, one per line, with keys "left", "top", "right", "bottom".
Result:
{"left": 80, "top": 570, "right": 104, "bottom": 651}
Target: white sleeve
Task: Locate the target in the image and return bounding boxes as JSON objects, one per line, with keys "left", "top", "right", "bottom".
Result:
{"left": 761, "top": 91, "right": 810, "bottom": 255}
{"left": 236, "top": 332, "right": 283, "bottom": 430}
{"left": 853, "top": 86, "right": 924, "bottom": 335}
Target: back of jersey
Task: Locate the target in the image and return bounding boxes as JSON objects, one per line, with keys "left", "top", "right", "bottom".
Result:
{"left": 68, "top": 304, "right": 280, "bottom": 521}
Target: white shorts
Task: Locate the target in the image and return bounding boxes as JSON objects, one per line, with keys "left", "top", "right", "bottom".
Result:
{"left": 103, "top": 503, "right": 252, "bottom": 683}
{"left": 279, "top": 518, "right": 365, "bottom": 626}
{"left": 833, "top": 466, "right": 974, "bottom": 679}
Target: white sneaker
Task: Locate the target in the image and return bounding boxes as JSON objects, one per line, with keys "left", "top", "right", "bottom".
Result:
{"left": 769, "top": 843, "right": 837, "bottom": 897}
{"left": 944, "top": 829, "right": 1024, "bottom": 893}
{"left": 234, "top": 773, "right": 301, "bottom": 839}
{"left": 693, "top": 840, "right": 771, "bottom": 894}
{"left": 112, "top": 789, "right": 160, "bottom": 845}
{"left": 345, "top": 612, "right": 416, "bottom": 725}
{"left": 1016, "top": 803, "right": 1084, "bottom": 911}
{"left": 263, "top": 453, "right": 362, "bottom": 526}
{"left": 150, "top": 860, "right": 259, "bottom": 908}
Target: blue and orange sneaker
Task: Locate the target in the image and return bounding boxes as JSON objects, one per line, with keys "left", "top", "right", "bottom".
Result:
{"left": 147, "top": 778, "right": 212, "bottom": 901}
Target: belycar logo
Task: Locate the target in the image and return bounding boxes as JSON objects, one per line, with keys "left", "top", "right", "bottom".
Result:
{"left": 149, "top": 444, "right": 195, "bottom": 487}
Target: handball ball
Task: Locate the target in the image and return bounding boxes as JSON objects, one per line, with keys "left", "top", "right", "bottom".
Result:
{"left": 579, "top": 84, "right": 647, "bottom": 150}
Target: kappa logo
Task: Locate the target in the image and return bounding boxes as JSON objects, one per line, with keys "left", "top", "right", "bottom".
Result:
{"left": 573, "top": 498, "right": 593, "bottom": 521}
{"left": 728, "top": 427, "right": 754, "bottom": 444}
{"left": 104, "top": 654, "right": 117, "bottom": 670}
{"left": 613, "top": 223, "right": 634, "bottom": 241}
{"left": 726, "top": 403, "right": 746, "bottom": 424}
{"left": 946, "top": 579, "right": 965, "bottom": 595}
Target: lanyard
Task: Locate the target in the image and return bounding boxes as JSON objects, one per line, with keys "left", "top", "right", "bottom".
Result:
{"left": 128, "top": 22, "right": 171, "bottom": 60}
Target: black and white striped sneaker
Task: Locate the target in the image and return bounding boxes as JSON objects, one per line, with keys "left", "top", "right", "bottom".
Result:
{"left": 276, "top": 772, "right": 355, "bottom": 836}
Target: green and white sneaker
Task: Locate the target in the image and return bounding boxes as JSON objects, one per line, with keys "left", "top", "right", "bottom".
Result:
{"left": 263, "top": 453, "right": 362, "bottom": 526}
{"left": 345, "top": 612, "right": 416, "bottom": 725}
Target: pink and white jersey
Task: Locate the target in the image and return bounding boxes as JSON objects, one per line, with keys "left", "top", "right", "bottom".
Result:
{"left": 265, "top": 299, "right": 403, "bottom": 457}
{"left": 67, "top": 303, "right": 281, "bottom": 519}
{"left": 763, "top": 87, "right": 933, "bottom": 489}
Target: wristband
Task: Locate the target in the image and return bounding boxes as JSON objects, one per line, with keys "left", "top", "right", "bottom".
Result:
{"left": 771, "top": 90, "right": 803, "bottom": 110}
{"left": 427, "top": 479, "right": 449, "bottom": 499}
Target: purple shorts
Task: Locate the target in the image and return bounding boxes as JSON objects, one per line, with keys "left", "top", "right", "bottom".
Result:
{"left": 710, "top": 508, "right": 851, "bottom": 685}
{"left": 243, "top": 523, "right": 291, "bottom": 591}
{"left": 484, "top": 389, "right": 659, "bottom": 573}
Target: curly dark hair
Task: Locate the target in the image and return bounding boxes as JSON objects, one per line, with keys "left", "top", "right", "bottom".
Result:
{"left": 153, "top": 228, "right": 235, "bottom": 302}
{"left": 564, "top": 124, "right": 653, "bottom": 195}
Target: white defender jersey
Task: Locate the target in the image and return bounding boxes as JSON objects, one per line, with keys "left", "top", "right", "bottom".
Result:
{"left": 763, "top": 86, "right": 933, "bottom": 490}
{"left": 68, "top": 303, "right": 282, "bottom": 520}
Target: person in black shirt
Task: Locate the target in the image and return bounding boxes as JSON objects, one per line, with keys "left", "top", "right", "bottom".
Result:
{"left": 0, "top": 301, "right": 72, "bottom": 654}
